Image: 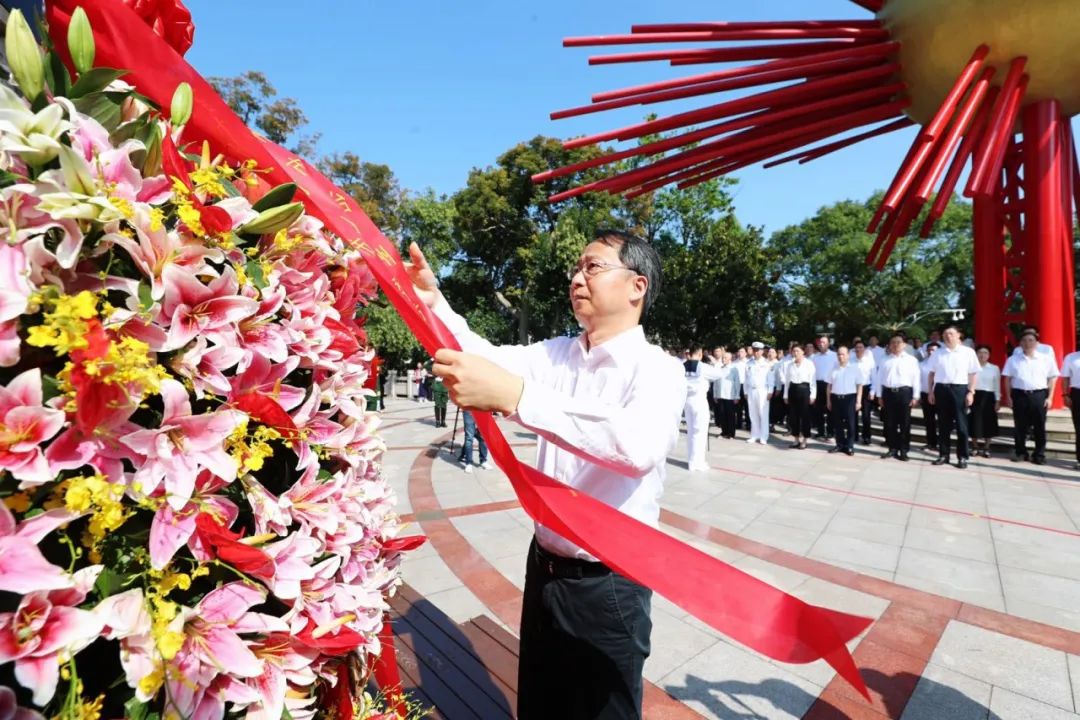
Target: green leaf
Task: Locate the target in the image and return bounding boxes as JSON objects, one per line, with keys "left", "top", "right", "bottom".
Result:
{"left": 44, "top": 51, "right": 71, "bottom": 97}
{"left": 0, "top": 170, "right": 17, "bottom": 190}
{"left": 94, "top": 567, "right": 124, "bottom": 598}
{"left": 141, "top": 123, "right": 163, "bottom": 177}
{"left": 244, "top": 260, "right": 267, "bottom": 290}
{"left": 73, "top": 93, "right": 123, "bottom": 131}
{"left": 69, "top": 68, "right": 126, "bottom": 99}
{"left": 137, "top": 283, "right": 155, "bottom": 312}
{"left": 41, "top": 374, "right": 61, "bottom": 402}
{"left": 124, "top": 697, "right": 149, "bottom": 720}
{"left": 251, "top": 182, "right": 297, "bottom": 212}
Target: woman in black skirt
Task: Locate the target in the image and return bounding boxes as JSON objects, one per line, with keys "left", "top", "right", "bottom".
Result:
{"left": 970, "top": 344, "right": 1001, "bottom": 457}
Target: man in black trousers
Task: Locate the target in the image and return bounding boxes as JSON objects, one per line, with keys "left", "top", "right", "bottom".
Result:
{"left": 927, "top": 327, "right": 980, "bottom": 469}
{"left": 874, "top": 333, "right": 921, "bottom": 461}
{"left": 1003, "top": 330, "right": 1059, "bottom": 465}
{"left": 919, "top": 342, "right": 940, "bottom": 451}
{"left": 826, "top": 345, "right": 862, "bottom": 455}
{"left": 811, "top": 336, "right": 838, "bottom": 439}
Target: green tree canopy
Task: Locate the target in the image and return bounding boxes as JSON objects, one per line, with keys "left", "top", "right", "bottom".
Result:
{"left": 208, "top": 71, "right": 320, "bottom": 158}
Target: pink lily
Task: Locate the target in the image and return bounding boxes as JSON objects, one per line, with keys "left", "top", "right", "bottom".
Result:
{"left": 68, "top": 111, "right": 170, "bottom": 205}
{"left": 94, "top": 588, "right": 177, "bottom": 702}
{"left": 0, "top": 503, "right": 78, "bottom": 594}
{"left": 263, "top": 531, "right": 321, "bottom": 600}
{"left": 0, "top": 242, "right": 33, "bottom": 323}
{"left": 228, "top": 352, "right": 304, "bottom": 411}
{"left": 165, "top": 583, "right": 283, "bottom": 719}
{"left": 120, "top": 379, "right": 244, "bottom": 510}
{"left": 171, "top": 336, "right": 246, "bottom": 398}
{"left": 236, "top": 633, "right": 319, "bottom": 720}
{"left": 160, "top": 264, "right": 259, "bottom": 350}
{"left": 0, "top": 368, "right": 67, "bottom": 485}
{"left": 233, "top": 285, "right": 290, "bottom": 367}
{"left": 148, "top": 472, "right": 238, "bottom": 569}
{"left": 0, "top": 320, "right": 18, "bottom": 367}
{"left": 0, "top": 567, "right": 104, "bottom": 705}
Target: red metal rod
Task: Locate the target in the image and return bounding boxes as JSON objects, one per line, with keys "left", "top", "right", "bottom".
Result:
{"left": 763, "top": 117, "right": 914, "bottom": 168}
{"left": 867, "top": 132, "right": 928, "bottom": 235}
{"left": 849, "top": 0, "right": 885, "bottom": 11}
{"left": 668, "top": 44, "right": 879, "bottom": 66}
{"left": 562, "top": 62, "right": 901, "bottom": 150}
{"left": 587, "top": 41, "right": 864, "bottom": 66}
{"left": 549, "top": 99, "right": 906, "bottom": 203}
{"left": 914, "top": 66, "right": 996, "bottom": 202}
{"left": 563, "top": 28, "right": 890, "bottom": 47}
{"left": 552, "top": 51, "right": 893, "bottom": 120}
{"left": 970, "top": 74, "right": 1029, "bottom": 197}
{"left": 537, "top": 81, "right": 903, "bottom": 183}
{"left": 924, "top": 45, "right": 989, "bottom": 139}
{"left": 1072, "top": 127, "right": 1080, "bottom": 226}
{"left": 966, "top": 57, "right": 1027, "bottom": 195}
{"left": 599, "top": 100, "right": 908, "bottom": 199}
{"left": 592, "top": 41, "right": 898, "bottom": 103}
{"left": 920, "top": 86, "right": 998, "bottom": 237}
{"left": 630, "top": 20, "right": 883, "bottom": 33}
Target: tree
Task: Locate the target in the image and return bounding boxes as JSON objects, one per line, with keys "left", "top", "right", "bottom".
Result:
{"left": 363, "top": 296, "right": 421, "bottom": 371}
{"left": 208, "top": 71, "right": 320, "bottom": 158}
{"left": 767, "top": 193, "right": 973, "bottom": 343}
{"left": 319, "top": 152, "right": 404, "bottom": 238}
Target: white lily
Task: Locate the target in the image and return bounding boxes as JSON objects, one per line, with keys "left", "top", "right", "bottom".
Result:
{"left": 0, "top": 84, "right": 70, "bottom": 167}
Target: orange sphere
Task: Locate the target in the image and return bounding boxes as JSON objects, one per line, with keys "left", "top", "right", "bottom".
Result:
{"left": 879, "top": 0, "right": 1080, "bottom": 125}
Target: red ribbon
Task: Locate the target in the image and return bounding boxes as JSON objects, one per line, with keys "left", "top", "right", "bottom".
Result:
{"left": 46, "top": 0, "right": 872, "bottom": 700}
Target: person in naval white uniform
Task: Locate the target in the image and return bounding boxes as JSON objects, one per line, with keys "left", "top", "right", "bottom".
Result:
{"left": 684, "top": 348, "right": 725, "bottom": 471}
{"left": 744, "top": 342, "right": 775, "bottom": 445}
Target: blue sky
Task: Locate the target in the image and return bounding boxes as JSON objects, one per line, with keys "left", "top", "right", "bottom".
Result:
{"left": 184, "top": 0, "right": 1079, "bottom": 236}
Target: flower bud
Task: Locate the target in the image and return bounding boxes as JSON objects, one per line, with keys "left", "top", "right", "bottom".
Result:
{"left": 238, "top": 201, "right": 304, "bottom": 235}
{"left": 170, "top": 82, "right": 192, "bottom": 126}
{"left": 5, "top": 10, "right": 44, "bottom": 101}
{"left": 68, "top": 7, "right": 96, "bottom": 76}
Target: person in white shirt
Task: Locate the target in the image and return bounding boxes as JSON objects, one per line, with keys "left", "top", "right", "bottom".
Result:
{"left": 867, "top": 335, "right": 887, "bottom": 367}
{"left": 811, "top": 336, "right": 838, "bottom": 439}
{"left": 853, "top": 340, "right": 877, "bottom": 445}
{"left": 921, "top": 330, "right": 942, "bottom": 360}
{"left": 1059, "top": 348, "right": 1080, "bottom": 470}
{"left": 684, "top": 347, "right": 725, "bottom": 471}
{"left": 873, "top": 333, "right": 921, "bottom": 461}
{"left": 969, "top": 344, "right": 1001, "bottom": 459}
{"left": 927, "top": 327, "right": 981, "bottom": 468}
{"left": 1003, "top": 330, "right": 1060, "bottom": 465}
{"left": 784, "top": 345, "right": 817, "bottom": 448}
{"left": 919, "top": 342, "right": 940, "bottom": 450}
{"left": 408, "top": 231, "right": 683, "bottom": 718}
{"left": 713, "top": 350, "right": 742, "bottom": 439}
{"left": 744, "top": 342, "right": 775, "bottom": 444}
{"left": 827, "top": 346, "right": 863, "bottom": 455}
{"left": 732, "top": 347, "right": 749, "bottom": 431}
{"left": 767, "top": 347, "right": 785, "bottom": 433}
{"left": 709, "top": 346, "right": 725, "bottom": 426}
{"left": 1010, "top": 324, "right": 1057, "bottom": 368}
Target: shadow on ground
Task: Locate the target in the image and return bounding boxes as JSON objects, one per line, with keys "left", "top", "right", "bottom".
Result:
{"left": 664, "top": 668, "right": 1002, "bottom": 720}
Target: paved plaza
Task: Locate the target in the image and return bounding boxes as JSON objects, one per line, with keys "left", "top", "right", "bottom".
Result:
{"left": 380, "top": 399, "right": 1080, "bottom": 720}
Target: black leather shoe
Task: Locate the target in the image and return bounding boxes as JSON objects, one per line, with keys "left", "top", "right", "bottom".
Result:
{"left": 880, "top": 450, "right": 895, "bottom": 459}
{"left": 1032, "top": 456, "right": 1046, "bottom": 465}
{"left": 789, "top": 441, "right": 801, "bottom": 449}
{"left": 1011, "top": 453, "right": 1029, "bottom": 462}
{"left": 957, "top": 459, "right": 968, "bottom": 469}
{"left": 932, "top": 457, "right": 949, "bottom": 466}
{"left": 828, "top": 447, "right": 842, "bottom": 454}
{"left": 898, "top": 452, "right": 910, "bottom": 462}
{"left": 845, "top": 449, "right": 855, "bottom": 456}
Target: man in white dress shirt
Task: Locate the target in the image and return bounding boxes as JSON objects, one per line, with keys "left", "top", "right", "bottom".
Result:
{"left": 1010, "top": 324, "right": 1058, "bottom": 366}
{"left": 745, "top": 342, "right": 774, "bottom": 444}
{"left": 873, "top": 333, "right": 921, "bottom": 461}
{"left": 919, "top": 342, "right": 940, "bottom": 451}
{"left": 853, "top": 340, "right": 877, "bottom": 445}
{"left": 714, "top": 350, "right": 742, "bottom": 439}
{"left": 1059, "top": 346, "right": 1080, "bottom": 470}
{"left": 927, "top": 327, "right": 980, "bottom": 468}
{"left": 1003, "top": 330, "right": 1059, "bottom": 465}
{"left": 811, "top": 336, "right": 838, "bottom": 439}
{"left": 827, "top": 346, "right": 863, "bottom": 455}
{"left": 408, "top": 231, "right": 684, "bottom": 719}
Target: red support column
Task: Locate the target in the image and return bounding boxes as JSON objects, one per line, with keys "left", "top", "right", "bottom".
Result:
{"left": 1020, "top": 99, "right": 1075, "bottom": 408}
{"left": 973, "top": 191, "right": 1007, "bottom": 366}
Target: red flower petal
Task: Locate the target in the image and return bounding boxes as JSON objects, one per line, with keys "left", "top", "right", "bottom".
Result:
{"left": 382, "top": 535, "right": 426, "bottom": 553}
{"left": 194, "top": 513, "right": 274, "bottom": 580}
{"left": 232, "top": 394, "right": 298, "bottom": 443}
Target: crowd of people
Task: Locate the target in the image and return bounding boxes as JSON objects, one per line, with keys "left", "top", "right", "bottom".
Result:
{"left": 681, "top": 324, "right": 1080, "bottom": 471}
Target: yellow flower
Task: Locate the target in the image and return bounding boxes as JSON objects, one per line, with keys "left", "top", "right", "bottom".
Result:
{"left": 226, "top": 420, "right": 282, "bottom": 473}
{"left": 64, "top": 473, "right": 130, "bottom": 555}
{"left": 137, "top": 666, "right": 164, "bottom": 697}
{"left": 25, "top": 291, "right": 98, "bottom": 356}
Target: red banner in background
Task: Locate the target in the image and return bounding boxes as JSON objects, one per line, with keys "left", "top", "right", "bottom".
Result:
{"left": 46, "top": 0, "right": 872, "bottom": 700}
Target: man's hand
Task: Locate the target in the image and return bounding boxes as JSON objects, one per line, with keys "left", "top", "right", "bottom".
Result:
{"left": 405, "top": 242, "right": 442, "bottom": 308}
{"left": 910, "top": 399, "right": 919, "bottom": 409}
{"left": 965, "top": 390, "right": 975, "bottom": 408}
{"left": 928, "top": 391, "right": 936, "bottom": 405}
{"left": 1045, "top": 397, "right": 1052, "bottom": 410}
{"left": 433, "top": 349, "right": 524, "bottom": 415}
{"left": 1067, "top": 396, "right": 1073, "bottom": 409}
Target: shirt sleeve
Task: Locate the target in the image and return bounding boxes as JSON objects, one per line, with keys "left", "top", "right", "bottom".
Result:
{"left": 992, "top": 366, "right": 1001, "bottom": 400}
{"left": 968, "top": 350, "right": 981, "bottom": 376}
{"left": 910, "top": 358, "right": 921, "bottom": 396}
{"left": 513, "top": 356, "right": 685, "bottom": 479}
{"left": 1002, "top": 357, "right": 1015, "bottom": 378}
{"left": 1047, "top": 357, "right": 1061, "bottom": 379}
{"left": 432, "top": 295, "right": 540, "bottom": 371}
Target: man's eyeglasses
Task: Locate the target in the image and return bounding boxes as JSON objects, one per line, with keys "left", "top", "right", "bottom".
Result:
{"left": 567, "top": 259, "right": 636, "bottom": 280}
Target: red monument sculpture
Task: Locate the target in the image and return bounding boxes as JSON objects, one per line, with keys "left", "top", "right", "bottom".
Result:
{"left": 538, "top": 0, "right": 1079, "bottom": 375}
